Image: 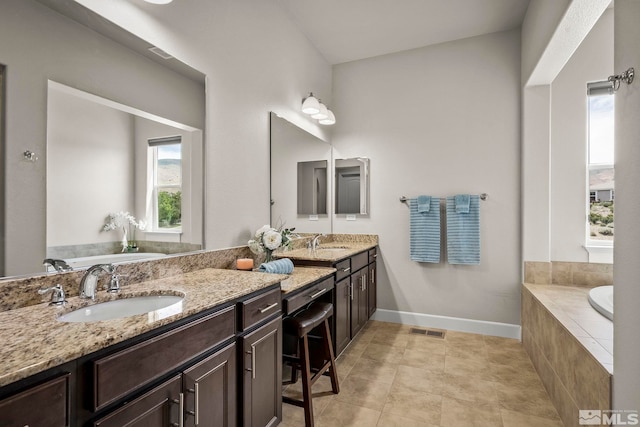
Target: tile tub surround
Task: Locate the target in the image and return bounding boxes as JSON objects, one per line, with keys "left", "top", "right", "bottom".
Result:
{"left": 522, "top": 284, "right": 612, "bottom": 427}
{"left": 280, "top": 320, "right": 562, "bottom": 427}
{"left": 0, "top": 245, "right": 255, "bottom": 312}
{"left": 0, "top": 267, "right": 286, "bottom": 387}
{"left": 524, "top": 261, "right": 613, "bottom": 287}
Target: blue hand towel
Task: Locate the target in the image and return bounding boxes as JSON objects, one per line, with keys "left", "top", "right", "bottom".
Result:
{"left": 446, "top": 195, "right": 480, "bottom": 265}
{"left": 258, "top": 258, "right": 294, "bottom": 274}
{"left": 455, "top": 194, "right": 471, "bottom": 213}
{"left": 417, "top": 195, "right": 431, "bottom": 213}
{"left": 410, "top": 197, "right": 441, "bottom": 263}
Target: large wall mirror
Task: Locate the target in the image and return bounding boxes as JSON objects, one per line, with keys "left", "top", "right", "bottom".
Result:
{"left": 1, "top": 0, "right": 205, "bottom": 277}
{"left": 270, "top": 112, "right": 332, "bottom": 233}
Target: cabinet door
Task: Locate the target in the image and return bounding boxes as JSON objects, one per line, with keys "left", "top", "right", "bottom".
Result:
{"left": 183, "top": 343, "right": 236, "bottom": 427}
{"left": 0, "top": 373, "right": 70, "bottom": 427}
{"left": 334, "top": 277, "right": 351, "bottom": 355}
{"left": 93, "top": 375, "right": 182, "bottom": 427}
{"left": 368, "top": 262, "right": 377, "bottom": 318}
{"left": 241, "top": 316, "right": 282, "bottom": 427}
{"left": 350, "top": 269, "right": 367, "bottom": 338}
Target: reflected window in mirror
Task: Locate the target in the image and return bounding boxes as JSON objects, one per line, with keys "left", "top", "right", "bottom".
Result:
{"left": 148, "top": 136, "right": 182, "bottom": 232}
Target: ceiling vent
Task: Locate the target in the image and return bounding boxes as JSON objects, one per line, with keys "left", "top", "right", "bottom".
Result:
{"left": 148, "top": 46, "right": 173, "bottom": 60}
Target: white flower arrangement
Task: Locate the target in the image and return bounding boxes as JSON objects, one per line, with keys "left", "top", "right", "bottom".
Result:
{"left": 103, "top": 211, "right": 146, "bottom": 252}
{"left": 248, "top": 224, "right": 295, "bottom": 262}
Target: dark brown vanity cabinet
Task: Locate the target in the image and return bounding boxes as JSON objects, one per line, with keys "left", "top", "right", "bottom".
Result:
{"left": 368, "top": 247, "right": 378, "bottom": 318}
{"left": 0, "top": 372, "right": 72, "bottom": 427}
{"left": 182, "top": 343, "right": 237, "bottom": 427}
{"left": 293, "top": 246, "right": 378, "bottom": 356}
{"left": 238, "top": 289, "right": 283, "bottom": 427}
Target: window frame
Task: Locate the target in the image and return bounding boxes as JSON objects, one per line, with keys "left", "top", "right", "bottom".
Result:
{"left": 585, "top": 81, "right": 615, "bottom": 249}
{"left": 148, "top": 136, "right": 183, "bottom": 233}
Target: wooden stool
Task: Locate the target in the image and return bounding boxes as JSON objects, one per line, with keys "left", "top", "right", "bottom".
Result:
{"left": 282, "top": 302, "right": 340, "bottom": 427}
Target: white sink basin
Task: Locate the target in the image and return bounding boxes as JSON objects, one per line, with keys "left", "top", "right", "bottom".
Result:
{"left": 58, "top": 295, "right": 184, "bottom": 323}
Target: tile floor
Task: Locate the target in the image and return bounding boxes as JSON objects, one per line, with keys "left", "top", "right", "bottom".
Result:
{"left": 280, "top": 320, "right": 563, "bottom": 427}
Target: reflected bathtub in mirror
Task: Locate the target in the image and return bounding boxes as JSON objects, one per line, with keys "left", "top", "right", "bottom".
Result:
{"left": 297, "top": 160, "right": 328, "bottom": 215}
{"left": 335, "top": 158, "right": 370, "bottom": 215}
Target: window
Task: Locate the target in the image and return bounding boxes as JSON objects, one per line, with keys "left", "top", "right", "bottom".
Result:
{"left": 149, "top": 136, "right": 182, "bottom": 231}
{"left": 587, "top": 81, "right": 614, "bottom": 244}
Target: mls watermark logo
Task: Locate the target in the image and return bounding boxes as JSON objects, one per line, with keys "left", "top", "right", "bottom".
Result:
{"left": 580, "top": 410, "right": 602, "bottom": 425}
{"left": 580, "top": 409, "right": 639, "bottom": 425}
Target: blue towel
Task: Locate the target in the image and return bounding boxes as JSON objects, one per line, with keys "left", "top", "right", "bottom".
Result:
{"left": 455, "top": 194, "right": 470, "bottom": 213}
{"left": 417, "top": 195, "right": 431, "bottom": 213}
{"left": 409, "top": 197, "right": 441, "bottom": 263}
{"left": 258, "top": 258, "right": 294, "bottom": 274}
{"left": 446, "top": 195, "right": 480, "bottom": 265}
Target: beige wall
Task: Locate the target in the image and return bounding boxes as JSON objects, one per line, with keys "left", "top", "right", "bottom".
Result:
{"left": 331, "top": 29, "right": 522, "bottom": 325}
{"left": 613, "top": 0, "right": 640, "bottom": 410}
{"left": 550, "top": 10, "right": 613, "bottom": 262}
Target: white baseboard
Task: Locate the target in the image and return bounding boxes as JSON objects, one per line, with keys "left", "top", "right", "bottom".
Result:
{"left": 371, "top": 309, "right": 521, "bottom": 340}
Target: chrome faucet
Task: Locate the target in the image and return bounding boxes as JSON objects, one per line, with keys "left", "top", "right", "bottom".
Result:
{"left": 309, "top": 233, "right": 326, "bottom": 251}
{"left": 80, "top": 264, "right": 115, "bottom": 300}
{"left": 43, "top": 258, "right": 73, "bottom": 272}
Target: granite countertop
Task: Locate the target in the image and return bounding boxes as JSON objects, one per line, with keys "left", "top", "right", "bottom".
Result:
{"left": 277, "top": 242, "right": 376, "bottom": 263}
{"left": 0, "top": 268, "right": 286, "bottom": 388}
{"left": 280, "top": 266, "right": 336, "bottom": 294}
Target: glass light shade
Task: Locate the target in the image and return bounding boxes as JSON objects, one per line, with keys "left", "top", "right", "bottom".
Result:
{"left": 144, "top": 0, "right": 173, "bottom": 3}
{"left": 311, "top": 102, "right": 329, "bottom": 120}
{"left": 319, "top": 110, "right": 336, "bottom": 125}
{"left": 301, "top": 94, "right": 320, "bottom": 115}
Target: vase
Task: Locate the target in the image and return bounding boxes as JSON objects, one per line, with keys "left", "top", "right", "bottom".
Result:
{"left": 264, "top": 249, "right": 273, "bottom": 263}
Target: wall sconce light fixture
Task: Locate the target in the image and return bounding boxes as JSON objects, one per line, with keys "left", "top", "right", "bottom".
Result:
{"left": 301, "top": 92, "right": 335, "bottom": 126}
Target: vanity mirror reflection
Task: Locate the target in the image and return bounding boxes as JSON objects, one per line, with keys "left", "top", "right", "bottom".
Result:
{"left": 0, "top": 0, "right": 205, "bottom": 277}
{"left": 270, "top": 112, "right": 332, "bottom": 233}
{"left": 335, "top": 158, "right": 370, "bottom": 215}
{"left": 297, "top": 160, "right": 328, "bottom": 215}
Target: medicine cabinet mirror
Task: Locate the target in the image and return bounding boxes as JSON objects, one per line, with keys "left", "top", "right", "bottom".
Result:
{"left": 335, "top": 158, "right": 370, "bottom": 215}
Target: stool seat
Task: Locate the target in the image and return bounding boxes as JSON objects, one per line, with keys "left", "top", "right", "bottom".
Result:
{"left": 282, "top": 301, "right": 339, "bottom": 427}
{"left": 284, "top": 302, "right": 333, "bottom": 337}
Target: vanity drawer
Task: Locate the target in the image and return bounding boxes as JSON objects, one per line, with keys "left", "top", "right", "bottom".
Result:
{"left": 239, "top": 287, "right": 282, "bottom": 331}
{"left": 284, "top": 277, "right": 334, "bottom": 315}
{"left": 92, "top": 306, "right": 235, "bottom": 411}
{"left": 351, "top": 251, "right": 369, "bottom": 273}
{"left": 0, "top": 373, "right": 70, "bottom": 427}
{"left": 368, "top": 247, "right": 378, "bottom": 263}
{"left": 334, "top": 258, "right": 351, "bottom": 282}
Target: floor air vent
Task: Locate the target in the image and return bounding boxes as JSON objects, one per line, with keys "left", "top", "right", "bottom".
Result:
{"left": 409, "top": 328, "right": 445, "bottom": 339}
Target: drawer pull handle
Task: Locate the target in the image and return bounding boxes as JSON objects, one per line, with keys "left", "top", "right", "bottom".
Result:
{"left": 342, "top": 267, "right": 351, "bottom": 273}
{"left": 259, "top": 302, "right": 279, "bottom": 313}
{"left": 185, "top": 383, "right": 201, "bottom": 425}
{"left": 171, "top": 393, "right": 184, "bottom": 427}
{"left": 373, "top": 254, "right": 378, "bottom": 258}
{"left": 309, "top": 289, "right": 325, "bottom": 299}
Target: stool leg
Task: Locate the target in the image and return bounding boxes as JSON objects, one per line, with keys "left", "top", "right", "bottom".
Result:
{"left": 323, "top": 319, "right": 340, "bottom": 394}
{"left": 290, "top": 340, "right": 299, "bottom": 384}
{"left": 300, "top": 334, "right": 314, "bottom": 427}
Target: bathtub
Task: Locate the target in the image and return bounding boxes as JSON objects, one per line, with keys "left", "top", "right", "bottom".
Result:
{"left": 53, "top": 252, "right": 167, "bottom": 271}
{"left": 588, "top": 285, "right": 613, "bottom": 320}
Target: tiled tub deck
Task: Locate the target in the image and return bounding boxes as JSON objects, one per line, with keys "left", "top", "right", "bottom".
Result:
{"left": 522, "top": 283, "right": 612, "bottom": 427}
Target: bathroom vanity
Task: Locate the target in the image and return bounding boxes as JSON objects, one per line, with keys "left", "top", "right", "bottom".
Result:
{"left": 0, "top": 269, "right": 285, "bottom": 427}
